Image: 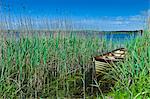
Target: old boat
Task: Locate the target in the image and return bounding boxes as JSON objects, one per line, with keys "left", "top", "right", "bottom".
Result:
{"left": 93, "top": 48, "right": 127, "bottom": 76}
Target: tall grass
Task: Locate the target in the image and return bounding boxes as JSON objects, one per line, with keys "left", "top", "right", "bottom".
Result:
{"left": 0, "top": 32, "right": 106, "bottom": 98}
{"left": 0, "top": 5, "right": 149, "bottom": 97}
{"left": 0, "top": 30, "right": 149, "bottom": 98}
{"left": 105, "top": 31, "right": 150, "bottom": 98}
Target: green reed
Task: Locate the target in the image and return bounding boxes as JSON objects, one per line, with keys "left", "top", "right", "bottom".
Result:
{"left": 0, "top": 30, "right": 149, "bottom": 98}
{"left": 0, "top": 32, "right": 104, "bottom": 98}
{"left": 106, "top": 31, "right": 150, "bottom": 99}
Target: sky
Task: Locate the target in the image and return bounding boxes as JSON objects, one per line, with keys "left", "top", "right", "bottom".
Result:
{"left": 0, "top": 0, "right": 149, "bottom": 30}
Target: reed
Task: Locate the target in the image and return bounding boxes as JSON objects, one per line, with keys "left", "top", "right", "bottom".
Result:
{"left": 0, "top": 32, "right": 105, "bottom": 98}
{"left": 0, "top": 8, "right": 149, "bottom": 97}
{"left": 105, "top": 31, "right": 150, "bottom": 98}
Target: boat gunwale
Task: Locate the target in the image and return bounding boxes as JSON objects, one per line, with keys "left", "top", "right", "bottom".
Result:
{"left": 94, "top": 48, "right": 127, "bottom": 63}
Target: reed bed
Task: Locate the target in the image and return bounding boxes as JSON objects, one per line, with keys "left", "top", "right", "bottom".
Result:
{"left": 0, "top": 32, "right": 109, "bottom": 98}
{"left": 0, "top": 30, "right": 149, "bottom": 98}
{"left": 0, "top": 3, "right": 149, "bottom": 98}
{"left": 105, "top": 31, "right": 150, "bottom": 98}
{"left": 0, "top": 28, "right": 149, "bottom": 99}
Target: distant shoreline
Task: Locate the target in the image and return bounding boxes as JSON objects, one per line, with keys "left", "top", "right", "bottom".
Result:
{"left": 0, "top": 29, "right": 143, "bottom": 33}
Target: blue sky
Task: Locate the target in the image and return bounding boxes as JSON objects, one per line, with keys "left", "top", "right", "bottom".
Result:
{"left": 1, "top": 0, "right": 149, "bottom": 30}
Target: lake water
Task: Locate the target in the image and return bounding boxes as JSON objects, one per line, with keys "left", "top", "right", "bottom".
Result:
{"left": 5, "top": 30, "right": 142, "bottom": 42}
{"left": 99, "top": 32, "right": 142, "bottom": 42}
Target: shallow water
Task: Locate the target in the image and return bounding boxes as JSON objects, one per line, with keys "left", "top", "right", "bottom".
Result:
{"left": 4, "top": 30, "right": 142, "bottom": 42}
{"left": 100, "top": 32, "right": 142, "bottom": 42}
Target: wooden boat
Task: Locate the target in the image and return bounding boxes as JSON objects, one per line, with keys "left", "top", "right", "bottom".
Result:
{"left": 93, "top": 48, "right": 127, "bottom": 76}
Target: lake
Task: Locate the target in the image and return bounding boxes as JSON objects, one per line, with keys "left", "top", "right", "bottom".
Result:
{"left": 3, "top": 30, "right": 143, "bottom": 42}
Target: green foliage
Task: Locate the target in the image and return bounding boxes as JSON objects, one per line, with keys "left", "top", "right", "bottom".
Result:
{"left": 108, "top": 31, "right": 150, "bottom": 99}
{"left": 0, "top": 34, "right": 102, "bottom": 98}
{"left": 0, "top": 31, "right": 149, "bottom": 98}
